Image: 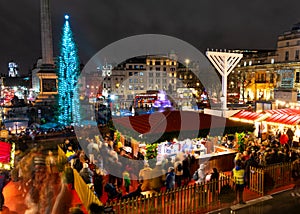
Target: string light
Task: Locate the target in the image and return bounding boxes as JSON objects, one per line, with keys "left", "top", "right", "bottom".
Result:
{"left": 57, "top": 15, "right": 81, "bottom": 125}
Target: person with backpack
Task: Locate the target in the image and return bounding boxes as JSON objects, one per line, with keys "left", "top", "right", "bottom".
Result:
{"left": 174, "top": 158, "right": 183, "bottom": 187}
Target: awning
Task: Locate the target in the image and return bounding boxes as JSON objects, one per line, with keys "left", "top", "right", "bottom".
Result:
{"left": 265, "top": 113, "right": 300, "bottom": 126}
{"left": 113, "top": 110, "right": 250, "bottom": 135}
{"left": 230, "top": 110, "right": 267, "bottom": 123}
{"left": 265, "top": 108, "right": 300, "bottom": 115}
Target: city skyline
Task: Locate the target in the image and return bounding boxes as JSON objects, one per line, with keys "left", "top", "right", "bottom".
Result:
{"left": 1, "top": 0, "right": 300, "bottom": 75}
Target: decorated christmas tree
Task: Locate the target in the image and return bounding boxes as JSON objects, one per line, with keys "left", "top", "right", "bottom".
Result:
{"left": 57, "top": 15, "right": 81, "bottom": 125}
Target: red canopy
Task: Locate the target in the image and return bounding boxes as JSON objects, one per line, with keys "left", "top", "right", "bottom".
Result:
{"left": 113, "top": 110, "right": 248, "bottom": 135}
{"left": 266, "top": 108, "right": 300, "bottom": 115}
{"left": 230, "top": 110, "right": 266, "bottom": 122}
{"left": 265, "top": 113, "right": 300, "bottom": 126}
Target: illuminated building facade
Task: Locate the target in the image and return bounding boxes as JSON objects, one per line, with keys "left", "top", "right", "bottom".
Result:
{"left": 230, "top": 22, "right": 300, "bottom": 104}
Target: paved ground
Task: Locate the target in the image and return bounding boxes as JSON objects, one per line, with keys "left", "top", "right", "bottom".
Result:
{"left": 209, "top": 187, "right": 299, "bottom": 214}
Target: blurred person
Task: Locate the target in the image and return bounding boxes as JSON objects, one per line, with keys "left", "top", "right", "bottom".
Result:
{"left": 291, "top": 155, "right": 300, "bottom": 197}
{"left": 79, "top": 163, "right": 94, "bottom": 184}
{"left": 165, "top": 167, "right": 175, "bottom": 191}
{"left": 45, "top": 150, "right": 58, "bottom": 174}
{"left": 150, "top": 162, "right": 166, "bottom": 192}
{"left": 0, "top": 169, "right": 10, "bottom": 211}
{"left": 139, "top": 162, "right": 152, "bottom": 191}
{"left": 232, "top": 160, "right": 246, "bottom": 204}
{"left": 88, "top": 202, "right": 105, "bottom": 214}
{"left": 123, "top": 168, "right": 131, "bottom": 193}
{"left": 195, "top": 164, "right": 207, "bottom": 184}
{"left": 174, "top": 157, "right": 183, "bottom": 187}
{"left": 93, "top": 169, "right": 104, "bottom": 199}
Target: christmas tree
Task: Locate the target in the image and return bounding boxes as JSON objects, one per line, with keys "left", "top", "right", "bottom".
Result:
{"left": 57, "top": 15, "right": 81, "bottom": 125}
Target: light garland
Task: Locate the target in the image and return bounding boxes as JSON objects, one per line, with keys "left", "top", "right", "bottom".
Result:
{"left": 57, "top": 15, "right": 81, "bottom": 125}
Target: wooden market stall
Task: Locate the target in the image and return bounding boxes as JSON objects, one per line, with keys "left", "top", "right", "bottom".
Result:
{"left": 112, "top": 110, "right": 251, "bottom": 175}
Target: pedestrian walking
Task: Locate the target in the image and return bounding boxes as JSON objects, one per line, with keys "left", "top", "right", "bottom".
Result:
{"left": 291, "top": 156, "right": 300, "bottom": 197}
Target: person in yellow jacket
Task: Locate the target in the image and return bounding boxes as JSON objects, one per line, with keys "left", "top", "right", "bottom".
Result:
{"left": 232, "top": 160, "right": 246, "bottom": 204}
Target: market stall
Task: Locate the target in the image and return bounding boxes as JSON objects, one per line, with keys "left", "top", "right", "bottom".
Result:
{"left": 155, "top": 138, "right": 237, "bottom": 173}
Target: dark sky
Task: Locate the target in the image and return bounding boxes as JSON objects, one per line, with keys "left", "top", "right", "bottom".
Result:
{"left": 1, "top": 0, "right": 300, "bottom": 75}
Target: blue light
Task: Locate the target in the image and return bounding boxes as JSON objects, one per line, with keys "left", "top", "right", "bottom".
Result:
{"left": 57, "top": 15, "right": 81, "bottom": 126}
{"left": 64, "top": 14, "right": 69, "bottom": 20}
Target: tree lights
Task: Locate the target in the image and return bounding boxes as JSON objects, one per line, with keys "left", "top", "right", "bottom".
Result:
{"left": 57, "top": 15, "right": 81, "bottom": 125}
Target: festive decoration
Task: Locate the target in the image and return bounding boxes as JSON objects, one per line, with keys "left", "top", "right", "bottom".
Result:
{"left": 236, "top": 132, "right": 246, "bottom": 153}
{"left": 57, "top": 15, "right": 81, "bottom": 125}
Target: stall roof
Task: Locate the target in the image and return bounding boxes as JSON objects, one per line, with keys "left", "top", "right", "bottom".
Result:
{"left": 265, "top": 108, "right": 300, "bottom": 115}
{"left": 230, "top": 110, "right": 267, "bottom": 123}
{"left": 265, "top": 113, "right": 300, "bottom": 126}
{"left": 113, "top": 110, "right": 250, "bottom": 135}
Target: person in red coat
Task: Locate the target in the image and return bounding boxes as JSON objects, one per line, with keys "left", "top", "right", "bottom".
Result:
{"left": 279, "top": 132, "right": 289, "bottom": 146}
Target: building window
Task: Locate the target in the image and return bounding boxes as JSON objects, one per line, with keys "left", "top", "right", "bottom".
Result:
{"left": 129, "top": 79, "right": 133, "bottom": 83}
{"left": 149, "top": 79, "right": 153, "bottom": 84}
{"left": 156, "top": 67, "right": 160, "bottom": 71}
{"left": 134, "top": 72, "right": 138, "bottom": 76}
{"left": 296, "top": 50, "right": 299, "bottom": 60}
{"left": 134, "top": 79, "right": 138, "bottom": 83}
{"left": 128, "top": 85, "right": 132, "bottom": 90}
{"left": 140, "top": 85, "right": 144, "bottom": 90}
{"left": 128, "top": 65, "right": 132, "bottom": 69}
{"left": 155, "top": 61, "right": 160, "bottom": 65}
{"left": 129, "top": 72, "right": 133, "bottom": 76}
{"left": 285, "top": 51, "right": 289, "bottom": 61}
{"left": 156, "top": 79, "right": 160, "bottom": 84}
{"left": 139, "top": 72, "right": 144, "bottom": 76}
{"left": 156, "top": 73, "right": 160, "bottom": 77}
{"left": 149, "top": 72, "right": 153, "bottom": 77}
{"left": 296, "top": 72, "right": 300, "bottom": 83}
{"left": 163, "top": 67, "right": 167, "bottom": 71}
{"left": 139, "top": 78, "right": 143, "bottom": 83}
{"left": 286, "top": 42, "right": 289, "bottom": 46}
{"left": 134, "top": 85, "right": 138, "bottom": 90}
{"left": 162, "top": 79, "right": 167, "bottom": 84}
{"left": 163, "top": 72, "right": 167, "bottom": 77}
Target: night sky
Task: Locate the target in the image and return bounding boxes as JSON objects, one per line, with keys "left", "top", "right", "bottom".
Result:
{"left": 0, "top": 0, "right": 300, "bottom": 75}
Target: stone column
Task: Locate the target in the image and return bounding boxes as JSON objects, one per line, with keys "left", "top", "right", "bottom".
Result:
{"left": 40, "top": 0, "right": 54, "bottom": 65}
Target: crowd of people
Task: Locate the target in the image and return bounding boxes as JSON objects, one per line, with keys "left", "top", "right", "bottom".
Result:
{"left": 3, "top": 126, "right": 300, "bottom": 213}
